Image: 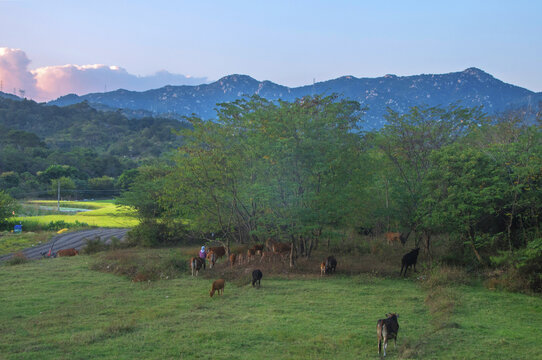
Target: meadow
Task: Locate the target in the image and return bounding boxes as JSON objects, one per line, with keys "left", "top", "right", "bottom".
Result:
{"left": 1, "top": 247, "right": 541, "bottom": 359}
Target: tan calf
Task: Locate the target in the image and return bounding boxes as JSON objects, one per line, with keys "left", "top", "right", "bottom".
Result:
{"left": 209, "top": 279, "right": 225, "bottom": 297}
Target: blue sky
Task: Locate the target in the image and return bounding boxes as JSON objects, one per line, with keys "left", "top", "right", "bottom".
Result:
{"left": 1, "top": 0, "right": 541, "bottom": 99}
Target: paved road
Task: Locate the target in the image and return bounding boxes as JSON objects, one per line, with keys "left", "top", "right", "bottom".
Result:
{"left": 0, "top": 228, "right": 130, "bottom": 262}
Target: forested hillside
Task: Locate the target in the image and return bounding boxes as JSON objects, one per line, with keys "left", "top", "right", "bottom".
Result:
{"left": 0, "top": 98, "right": 189, "bottom": 198}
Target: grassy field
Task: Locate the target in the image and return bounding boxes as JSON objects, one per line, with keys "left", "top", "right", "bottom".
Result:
{"left": 0, "top": 231, "right": 57, "bottom": 255}
{"left": 1, "top": 248, "right": 541, "bottom": 359}
{"left": 16, "top": 200, "right": 138, "bottom": 228}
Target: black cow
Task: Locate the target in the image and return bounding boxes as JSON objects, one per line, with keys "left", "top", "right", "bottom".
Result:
{"left": 252, "top": 269, "right": 263, "bottom": 288}
{"left": 400, "top": 248, "right": 420, "bottom": 277}
{"left": 377, "top": 313, "right": 400, "bottom": 357}
{"left": 325, "top": 256, "right": 337, "bottom": 274}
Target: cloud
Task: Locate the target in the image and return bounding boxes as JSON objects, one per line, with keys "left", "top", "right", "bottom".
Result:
{"left": 0, "top": 48, "right": 37, "bottom": 98}
{"left": 0, "top": 48, "right": 208, "bottom": 101}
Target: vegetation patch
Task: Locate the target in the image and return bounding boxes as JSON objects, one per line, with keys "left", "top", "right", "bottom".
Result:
{"left": 0, "top": 231, "right": 56, "bottom": 255}
{"left": 14, "top": 200, "right": 138, "bottom": 228}
{"left": 90, "top": 248, "right": 187, "bottom": 282}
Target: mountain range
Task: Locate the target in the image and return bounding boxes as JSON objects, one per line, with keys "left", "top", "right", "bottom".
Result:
{"left": 27, "top": 68, "right": 542, "bottom": 128}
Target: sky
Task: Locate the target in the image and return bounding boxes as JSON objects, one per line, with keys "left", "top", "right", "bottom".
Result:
{"left": 1, "top": 0, "right": 541, "bottom": 101}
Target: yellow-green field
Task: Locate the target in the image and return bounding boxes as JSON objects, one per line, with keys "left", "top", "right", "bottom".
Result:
{"left": 17, "top": 200, "right": 138, "bottom": 228}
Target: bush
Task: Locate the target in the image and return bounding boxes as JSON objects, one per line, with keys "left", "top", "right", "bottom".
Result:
{"left": 423, "top": 265, "right": 471, "bottom": 288}
{"left": 6, "top": 252, "right": 29, "bottom": 266}
{"left": 489, "top": 240, "right": 542, "bottom": 293}
{"left": 91, "top": 249, "right": 187, "bottom": 281}
{"left": 82, "top": 236, "right": 131, "bottom": 255}
{"left": 126, "top": 220, "right": 186, "bottom": 247}
{"left": 1, "top": 218, "right": 90, "bottom": 232}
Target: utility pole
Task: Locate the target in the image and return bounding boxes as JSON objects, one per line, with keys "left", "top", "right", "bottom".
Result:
{"left": 57, "top": 180, "right": 60, "bottom": 211}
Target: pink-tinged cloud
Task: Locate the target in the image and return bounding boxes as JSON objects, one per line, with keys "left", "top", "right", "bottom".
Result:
{"left": 0, "top": 48, "right": 38, "bottom": 98}
{"left": 0, "top": 48, "right": 207, "bottom": 102}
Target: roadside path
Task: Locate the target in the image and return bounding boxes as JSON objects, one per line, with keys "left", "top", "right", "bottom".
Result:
{"left": 0, "top": 228, "right": 129, "bottom": 262}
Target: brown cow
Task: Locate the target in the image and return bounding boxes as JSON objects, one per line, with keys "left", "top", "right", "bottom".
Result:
{"left": 272, "top": 242, "right": 291, "bottom": 254}
{"left": 320, "top": 262, "right": 326, "bottom": 276}
{"left": 247, "top": 248, "right": 256, "bottom": 262}
{"left": 265, "top": 238, "right": 277, "bottom": 251}
{"left": 57, "top": 248, "right": 78, "bottom": 257}
{"left": 251, "top": 244, "right": 264, "bottom": 252}
{"left": 385, "top": 232, "right": 410, "bottom": 246}
{"left": 207, "top": 251, "right": 217, "bottom": 269}
{"left": 190, "top": 257, "right": 204, "bottom": 276}
{"left": 229, "top": 253, "right": 237, "bottom": 268}
{"left": 210, "top": 279, "right": 225, "bottom": 297}
{"left": 208, "top": 246, "right": 226, "bottom": 259}
{"left": 237, "top": 252, "right": 245, "bottom": 265}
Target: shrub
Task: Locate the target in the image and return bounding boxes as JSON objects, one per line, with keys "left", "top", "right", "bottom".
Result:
{"left": 91, "top": 249, "right": 187, "bottom": 281}
{"left": 7, "top": 252, "right": 29, "bottom": 266}
{"left": 126, "top": 220, "right": 186, "bottom": 247}
{"left": 490, "top": 239, "right": 542, "bottom": 293}
{"left": 423, "top": 265, "right": 471, "bottom": 288}
{"left": 82, "top": 237, "right": 110, "bottom": 254}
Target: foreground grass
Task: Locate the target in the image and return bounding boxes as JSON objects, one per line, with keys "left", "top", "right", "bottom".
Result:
{"left": 15, "top": 200, "right": 138, "bottom": 228}
{"left": 1, "top": 249, "right": 542, "bottom": 359}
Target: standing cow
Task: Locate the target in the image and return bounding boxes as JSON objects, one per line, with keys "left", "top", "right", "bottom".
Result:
{"left": 377, "top": 313, "right": 400, "bottom": 357}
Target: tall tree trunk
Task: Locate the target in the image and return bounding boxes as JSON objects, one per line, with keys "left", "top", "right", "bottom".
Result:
{"left": 306, "top": 238, "right": 314, "bottom": 259}
{"left": 289, "top": 240, "right": 295, "bottom": 268}
{"left": 424, "top": 231, "right": 433, "bottom": 262}
{"left": 468, "top": 229, "right": 483, "bottom": 264}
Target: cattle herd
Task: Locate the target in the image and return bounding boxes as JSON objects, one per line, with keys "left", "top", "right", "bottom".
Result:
{"left": 192, "top": 232, "right": 419, "bottom": 357}
{"left": 49, "top": 231, "right": 417, "bottom": 357}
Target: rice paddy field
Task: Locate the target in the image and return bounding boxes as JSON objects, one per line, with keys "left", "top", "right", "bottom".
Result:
{"left": 1, "top": 248, "right": 541, "bottom": 359}
{"left": 15, "top": 200, "right": 138, "bottom": 228}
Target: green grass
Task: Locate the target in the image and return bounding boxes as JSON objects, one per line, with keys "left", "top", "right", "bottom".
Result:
{"left": 1, "top": 248, "right": 541, "bottom": 359}
{"left": 0, "top": 231, "right": 57, "bottom": 255}
{"left": 15, "top": 200, "right": 138, "bottom": 228}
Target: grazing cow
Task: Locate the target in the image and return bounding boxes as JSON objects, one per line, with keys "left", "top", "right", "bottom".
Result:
{"left": 229, "top": 253, "right": 237, "bottom": 268}
{"left": 208, "top": 246, "right": 226, "bottom": 259}
{"left": 385, "top": 231, "right": 410, "bottom": 246}
{"left": 190, "top": 257, "right": 204, "bottom": 276}
{"left": 237, "top": 253, "right": 245, "bottom": 265}
{"left": 252, "top": 269, "right": 263, "bottom": 288}
{"left": 325, "top": 256, "right": 337, "bottom": 274}
{"left": 400, "top": 248, "right": 420, "bottom": 277}
{"left": 207, "top": 251, "right": 217, "bottom": 269}
{"left": 272, "top": 242, "right": 291, "bottom": 254}
{"left": 210, "top": 279, "right": 225, "bottom": 297}
{"left": 320, "top": 262, "right": 326, "bottom": 276}
{"left": 377, "top": 313, "right": 400, "bottom": 357}
{"left": 57, "top": 248, "right": 78, "bottom": 257}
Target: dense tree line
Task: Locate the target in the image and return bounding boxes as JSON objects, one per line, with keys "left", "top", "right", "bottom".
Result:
{"left": 0, "top": 98, "right": 189, "bottom": 198}
{"left": 120, "top": 96, "right": 541, "bottom": 289}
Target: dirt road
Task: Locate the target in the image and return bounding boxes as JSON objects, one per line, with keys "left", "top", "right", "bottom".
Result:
{"left": 0, "top": 228, "right": 130, "bottom": 262}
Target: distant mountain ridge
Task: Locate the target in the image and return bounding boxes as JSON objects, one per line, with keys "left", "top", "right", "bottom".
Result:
{"left": 49, "top": 68, "right": 541, "bottom": 128}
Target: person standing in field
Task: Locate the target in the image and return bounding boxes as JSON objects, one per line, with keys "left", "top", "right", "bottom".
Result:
{"left": 199, "top": 246, "right": 207, "bottom": 269}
